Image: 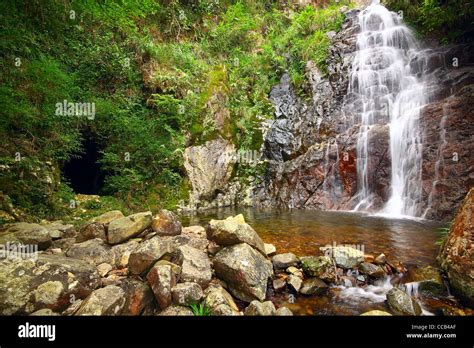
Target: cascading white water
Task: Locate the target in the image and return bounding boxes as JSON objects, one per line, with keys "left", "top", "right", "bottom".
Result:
{"left": 346, "top": 1, "right": 428, "bottom": 217}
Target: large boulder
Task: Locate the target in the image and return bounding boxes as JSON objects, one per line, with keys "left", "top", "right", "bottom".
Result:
{"left": 76, "top": 222, "right": 106, "bottom": 243}
{"left": 0, "top": 254, "right": 100, "bottom": 315}
{"left": 128, "top": 238, "right": 175, "bottom": 275}
{"left": 438, "top": 188, "right": 474, "bottom": 306}
{"left": 0, "top": 223, "right": 52, "bottom": 250}
{"left": 75, "top": 285, "right": 126, "bottom": 316}
{"left": 66, "top": 238, "right": 113, "bottom": 266}
{"left": 151, "top": 210, "right": 182, "bottom": 236}
{"left": 119, "top": 278, "right": 155, "bottom": 316}
{"left": 300, "top": 256, "right": 336, "bottom": 282}
{"left": 206, "top": 215, "right": 266, "bottom": 254}
{"left": 213, "top": 243, "right": 273, "bottom": 302}
{"left": 386, "top": 287, "right": 422, "bottom": 316}
{"left": 178, "top": 245, "right": 212, "bottom": 288}
{"left": 184, "top": 137, "right": 236, "bottom": 201}
{"left": 204, "top": 284, "right": 240, "bottom": 316}
{"left": 90, "top": 210, "right": 124, "bottom": 225}
{"left": 41, "top": 221, "right": 76, "bottom": 240}
{"left": 107, "top": 212, "right": 152, "bottom": 245}
{"left": 147, "top": 264, "right": 176, "bottom": 309}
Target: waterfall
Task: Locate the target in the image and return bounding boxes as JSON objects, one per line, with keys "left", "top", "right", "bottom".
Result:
{"left": 345, "top": 2, "right": 428, "bottom": 217}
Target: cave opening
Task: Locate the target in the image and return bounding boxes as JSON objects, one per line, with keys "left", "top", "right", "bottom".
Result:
{"left": 62, "top": 132, "right": 106, "bottom": 195}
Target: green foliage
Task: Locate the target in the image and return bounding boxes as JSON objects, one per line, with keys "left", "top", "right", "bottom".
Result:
{"left": 189, "top": 302, "right": 210, "bottom": 316}
{"left": 1, "top": 0, "right": 357, "bottom": 220}
{"left": 383, "top": 0, "right": 473, "bottom": 43}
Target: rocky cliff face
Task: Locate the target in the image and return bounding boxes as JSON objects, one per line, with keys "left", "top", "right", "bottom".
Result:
{"left": 438, "top": 188, "right": 474, "bottom": 306}
{"left": 256, "top": 8, "right": 474, "bottom": 221}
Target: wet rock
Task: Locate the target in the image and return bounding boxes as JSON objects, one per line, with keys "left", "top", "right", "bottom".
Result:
{"left": 272, "top": 253, "right": 299, "bottom": 269}
{"left": 272, "top": 278, "right": 286, "bottom": 292}
{"left": 213, "top": 243, "right": 273, "bottom": 302}
{"left": 438, "top": 188, "right": 474, "bottom": 306}
{"left": 360, "top": 310, "right": 392, "bottom": 316}
{"left": 184, "top": 137, "right": 236, "bottom": 201}
{"left": 75, "top": 285, "right": 126, "bottom": 316}
{"left": 158, "top": 305, "right": 194, "bottom": 316}
{"left": 287, "top": 275, "right": 302, "bottom": 292}
{"left": 321, "top": 246, "right": 364, "bottom": 269}
{"left": 409, "top": 266, "right": 446, "bottom": 298}
{"left": 66, "top": 238, "right": 113, "bottom": 266}
{"left": 120, "top": 278, "right": 155, "bottom": 316}
{"left": 147, "top": 263, "right": 176, "bottom": 310}
{"left": 275, "top": 307, "right": 293, "bottom": 316}
{"left": 0, "top": 254, "right": 100, "bottom": 315}
{"left": 300, "top": 277, "right": 329, "bottom": 295}
{"left": 107, "top": 212, "right": 152, "bottom": 245}
{"left": 178, "top": 245, "right": 212, "bottom": 288}
{"left": 359, "top": 262, "right": 385, "bottom": 278}
{"left": 300, "top": 256, "right": 336, "bottom": 283}
{"left": 204, "top": 284, "right": 240, "bottom": 316}
{"left": 172, "top": 282, "right": 203, "bottom": 306}
{"left": 206, "top": 215, "right": 266, "bottom": 255}
{"left": 76, "top": 222, "right": 106, "bottom": 243}
{"left": 244, "top": 300, "right": 276, "bottom": 316}
{"left": 386, "top": 287, "right": 422, "bottom": 316}
{"left": 0, "top": 223, "right": 52, "bottom": 250}
{"left": 128, "top": 238, "right": 175, "bottom": 275}
{"left": 374, "top": 253, "right": 387, "bottom": 265}
{"left": 286, "top": 266, "right": 304, "bottom": 278}
{"left": 264, "top": 243, "right": 277, "bottom": 256}
{"left": 90, "top": 210, "right": 124, "bottom": 225}
{"left": 151, "top": 210, "right": 182, "bottom": 236}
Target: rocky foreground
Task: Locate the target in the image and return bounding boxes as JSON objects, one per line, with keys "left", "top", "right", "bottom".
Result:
{"left": 0, "top": 192, "right": 472, "bottom": 316}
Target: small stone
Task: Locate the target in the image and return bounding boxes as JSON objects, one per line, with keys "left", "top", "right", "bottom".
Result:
{"left": 360, "top": 310, "right": 392, "bottom": 316}
{"left": 272, "top": 253, "right": 299, "bottom": 269}
{"left": 264, "top": 243, "right": 276, "bottom": 256}
{"left": 158, "top": 305, "right": 194, "bottom": 316}
{"left": 374, "top": 253, "right": 387, "bottom": 265}
{"left": 244, "top": 300, "right": 276, "bottom": 316}
{"left": 273, "top": 278, "right": 286, "bottom": 292}
{"left": 275, "top": 307, "right": 293, "bottom": 316}
{"left": 300, "top": 277, "right": 328, "bottom": 295}
{"left": 287, "top": 274, "right": 302, "bottom": 292}
{"left": 359, "top": 262, "right": 385, "bottom": 278}
{"left": 97, "top": 263, "right": 113, "bottom": 277}
{"left": 171, "top": 282, "right": 203, "bottom": 306}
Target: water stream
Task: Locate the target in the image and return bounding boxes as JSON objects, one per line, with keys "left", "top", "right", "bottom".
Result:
{"left": 345, "top": 2, "right": 429, "bottom": 217}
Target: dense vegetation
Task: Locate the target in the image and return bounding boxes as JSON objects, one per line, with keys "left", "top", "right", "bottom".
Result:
{"left": 1, "top": 0, "right": 470, "bottom": 223}
{"left": 383, "top": 0, "right": 473, "bottom": 43}
{"left": 0, "top": 0, "right": 350, "bottom": 222}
